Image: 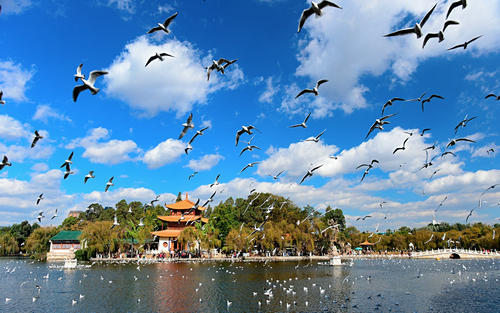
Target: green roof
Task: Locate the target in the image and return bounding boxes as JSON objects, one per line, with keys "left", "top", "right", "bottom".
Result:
{"left": 50, "top": 230, "right": 82, "bottom": 241}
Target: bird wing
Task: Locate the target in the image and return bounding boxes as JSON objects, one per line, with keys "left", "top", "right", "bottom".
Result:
{"left": 88, "top": 71, "right": 108, "bottom": 85}
{"left": 68, "top": 151, "right": 74, "bottom": 161}
{"left": 393, "top": 147, "right": 403, "bottom": 154}
{"left": 443, "top": 20, "right": 459, "bottom": 32}
{"left": 84, "top": 176, "right": 89, "bottom": 183}
{"left": 75, "top": 63, "right": 83, "bottom": 80}
{"left": 447, "top": 43, "right": 465, "bottom": 50}
{"left": 186, "top": 112, "right": 193, "bottom": 124}
{"left": 31, "top": 137, "right": 39, "bottom": 148}
{"left": 163, "top": 12, "right": 178, "bottom": 27}
{"left": 380, "top": 112, "right": 397, "bottom": 121}
{"left": 360, "top": 171, "right": 368, "bottom": 182}
{"left": 299, "top": 172, "right": 309, "bottom": 184}
{"left": 145, "top": 55, "right": 158, "bottom": 67}
{"left": 315, "top": 129, "right": 326, "bottom": 139}
{"left": 429, "top": 94, "right": 444, "bottom": 100}
{"left": 316, "top": 79, "right": 328, "bottom": 88}
{"left": 188, "top": 132, "right": 199, "bottom": 144}
{"left": 467, "top": 35, "right": 482, "bottom": 44}
{"left": 240, "top": 164, "right": 250, "bottom": 173}
{"left": 239, "top": 146, "right": 249, "bottom": 156}
{"left": 235, "top": 129, "right": 245, "bottom": 146}
{"left": 384, "top": 28, "right": 416, "bottom": 37}
{"left": 147, "top": 26, "right": 162, "bottom": 34}
{"left": 298, "top": 7, "right": 315, "bottom": 33}
{"left": 455, "top": 138, "right": 475, "bottom": 144}
{"left": 485, "top": 94, "right": 497, "bottom": 99}
{"left": 356, "top": 164, "right": 369, "bottom": 169}
{"left": 289, "top": 123, "right": 302, "bottom": 128}
{"left": 178, "top": 126, "right": 189, "bottom": 139}
{"left": 422, "top": 33, "right": 439, "bottom": 48}
{"left": 72, "top": 85, "right": 88, "bottom": 102}
{"left": 295, "top": 89, "right": 314, "bottom": 98}
{"left": 446, "top": 1, "right": 462, "bottom": 19}
{"left": 319, "top": 1, "right": 342, "bottom": 9}
{"left": 365, "top": 124, "right": 377, "bottom": 139}
{"left": 109, "top": 176, "right": 114, "bottom": 183}
{"left": 311, "top": 164, "right": 323, "bottom": 172}
{"left": 421, "top": 128, "right": 431, "bottom": 135}
{"left": 420, "top": 3, "right": 437, "bottom": 27}
{"left": 159, "top": 52, "right": 174, "bottom": 58}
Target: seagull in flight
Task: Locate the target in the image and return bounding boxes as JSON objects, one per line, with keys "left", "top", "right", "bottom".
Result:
{"left": 295, "top": 80, "right": 328, "bottom": 98}
{"left": 297, "top": 1, "right": 342, "bottom": 33}
{"left": 37, "top": 212, "right": 45, "bottom": 223}
{"left": 481, "top": 184, "right": 499, "bottom": 196}
{"left": 178, "top": 113, "right": 194, "bottom": 139}
{"left": 454, "top": 115, "right": 477, "bottom": 134}
{"left": 74, "top": 64, "right": 84, "bottom": 81}
{"left": 299, "top": 164, "right": 323, "bottom": 184}
{"left": 210, "top": 174, "right": 220, "bottom": 188}
{"left": 63, "top": 164, "right": 74, "bottom": 179}
{"left": 356, "top": 215, "right": 371, "bottom": 221}
{"left": 365, "top": 113, "right": 397, "bottom": 139}
{"left": 270, "top": 170, "right": 285, "bottom": 180}
{"left": 393, "top": 137, "right": 409, "bottom": 154}
{"left": 188, "top": 172, "right": 198, "bottom": 180}
{"left": 304, "top": 129, "right": 326, "bottom": 143}
{"left": 110, "top": 214, "right": 120, "bottom": 229}
{"left": 36, "top": 194, "right": 44, "bottom": 205}
{"left": 188, "top": 126, "right": 209, "bottom": 145}
{"left": 289, "top": 112, "right": 311, "bottom": 128}
{"left": 145, "top": 52, "right": 174, "bottom": 67}
{"left": 235, "top": 125, "right": 258, "bottom": 146}
{"left": 31, "top": 130, "right": 43, "bottom": 148}
{"left": 446, "top": 138, "right": 475, "bottom": 148}
{"left": 50, "top": 209, "right": 58, "bottom": 220}
{"left": 441, "top": 151, "right": 456, "bottom": 158}
{"left": 357, "top": 160, "right": 379, "bottom": 182}
{"left": 84, "top": 171, "right": 95, "bottom": 183}
{"left": 485, "top": 93, "right": 500, "bottom": 100}
{"left": 448, "top": 35, "right": 482, "bottom": 50}
{"left": 105, "top": 177, "right": 114, "bottom": 192}
{"left": 205, "top": 58, "right": 237, "bottom": 81}
{"left": 0, "top": 90, "right": 5, "bottom": 105}
{"left": 465, "top": 208, "right": 474, "bottom": 223}
{"left": 240, "top": 162, "right": 260, "bottom": 174}
{"left": 202, "top": 191, "right": 217, "bottom": 207}
{"left": 240, "top": 144, "right": 261, "bottom": 156}
{"left": 72, "top": 68, "right": 108, "bottom": 102}
{"left": 422, "top": 20, "right": 460, "bottom": 49}
{"left": 420, "top": 94, "right": 444, "bottom": 112}
{"left": 446, "top": 0, "right": 467, "bottom": 19}
{"left": 0, "top": 155, "right": 12, "bottom": 171}
{"left": 381, "top": 97, "right": 406, "bottom": 115}
{"left": 424, "top": 234, "right": 434, "bottom": 244}
{"left": 420, "top": 128, "right": 431, "bottom": 136}
{"left": 147, "top": 12, "right": 178, "bottom": 34}
{"left": 60, "top": 152, "right": 74, "bottom": 168}
{"left": 384, "top": 3, "right": 436, "bottom": 39}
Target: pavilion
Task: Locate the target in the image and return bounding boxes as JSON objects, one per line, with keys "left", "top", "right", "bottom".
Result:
{"left": 359, "top": 240, "right": 374, "bottom": 252}
{"left": 151, "top": 193, "right": 208, "bottom": 253}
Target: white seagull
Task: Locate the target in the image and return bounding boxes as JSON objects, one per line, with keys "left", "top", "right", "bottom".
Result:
{"left": 422, "top": 20, "right": 460, "bottom": 49}
{"left": 145, "top": 52, "right": 174, "bottom": 67}
{"left": 31, "top": 130, "right": 43, "bottom": 148}
{"left": 74, "top": 64, "right": 84, "bottom": 81}
{"left": 384, "top": 3, "right": 436, "bottom": 39}
{"left": 72, "top": 69, "right": 108, "bottom": 102}
{"left": 0, "top": 155, "right": 12, "bottom": 171}
{"left": 240, "top": 162, "right": 260, "bottom": 174}
{"left": 105, "top": 177, "right": 114, "bottom": 192}
{"left": 304, "top": 129, "right": 326, "bottom": 143}
{"left": 36, "top": 194, "right": 44, "bottom": 205}
{"left": 295, "top": 79, "right": 328, "bottom": 98}
{"left": 60, "top": 151, "right": 74, "bottom": 168}
{"left": 110, "top": 214, "right": 119, "bottom": 229}
{"left": 147, "top": 12, "right": 178, "bottom": 34}
{"left": 289, "top": 112, "right": 311, "bottom": 128}
{"left": 299, "top": 164, "right": 323, "bottom": 184}
{"left": 235, "top": 125, "right": 258, "bottom": 146}
{"left": 446, "top": 0, "right": 467, "bottom": 19}
{"left": 298, "top": 1, "right": 342, "bottom": 33}
{"left": 84, "top": 171, "right": 95, "bottom": 183}
{"left": 178, "top": 113, "right": 194, "bottom": 139}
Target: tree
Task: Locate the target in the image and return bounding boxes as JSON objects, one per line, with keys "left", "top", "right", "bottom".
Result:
{"left": 61, "top": 216, "right": 79, "bottom": 230}
{"left": 176, "top": 192, "right": 182, "bottom": 202}
{"left": 80, "top": 221, "right": 122, "bottom": 257}
{"left": 25, "top": 227, "right": 58, "bottom": 261}
{"left": 0, "top": 233, "right": 19, "bottom": 255}
{"left": 178, "top": 227, "right": 202, "bottom": 252}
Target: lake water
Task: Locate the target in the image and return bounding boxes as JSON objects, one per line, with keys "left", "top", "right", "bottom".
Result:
{"left": 1, "top": 258, "right": 499, "bottom": 312}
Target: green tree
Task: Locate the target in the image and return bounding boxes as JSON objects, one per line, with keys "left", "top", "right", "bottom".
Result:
{"left": 25, "top": 227, "right": 58, "bottom": 261}
{"left": 0, "top": 233, "right": 19, "bottom": 255}
{"left": 80, "top": 221, "right": 122, "bottom": 257}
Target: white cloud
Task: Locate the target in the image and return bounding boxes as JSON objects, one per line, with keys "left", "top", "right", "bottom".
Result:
{"left": 32, "top": 105, "right": 71, "bottom": 123}
{"left": 142, "top": 138, "right": 185, "bottom": 169}
{"left": 258, "top": 76, "right": 278, "bottom": 103}
{"left": 186, "top": 153, "right": 224, "bottom": 171}
{"left": 0, "top": 114, "right": 30, "bottom": 140}
{"left": 0, "top": 61, "right": 34, "bottom": 102}
{"left": 0, "top": 0, "right": 32, "bottom": 14}
{"left": 471, "top": 144, "right": 499, "bottom": 158}
{"left": 105, "top": 36, "right": 244, "bottom": 117}
{"left": 292, "top": 0, "right": 500, "bottom": 116}
{"left": 31, "top": 162, "right": 49, "bottom": 172}
{"left": 105, "top": 0, "right": 135, "bottom": 13}
{"left": 67, "top": 127, "right": 140, "bottom": 165}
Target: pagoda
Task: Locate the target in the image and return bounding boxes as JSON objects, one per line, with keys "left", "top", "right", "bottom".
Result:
{"left": 152, "top": 193, "right": 208, "bottom": 253}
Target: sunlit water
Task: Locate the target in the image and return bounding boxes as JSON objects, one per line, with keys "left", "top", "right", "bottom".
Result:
{"left": 1, "top": 257, "right": 499, "bottom": 312}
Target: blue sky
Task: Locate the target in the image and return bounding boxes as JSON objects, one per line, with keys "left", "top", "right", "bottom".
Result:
{"left": 1, "top": 0, "right": 500, "bottom": 230}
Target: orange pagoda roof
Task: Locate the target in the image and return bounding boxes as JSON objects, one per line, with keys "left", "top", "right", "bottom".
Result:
{"left": 151, "top": 229, "right": 183, "bottom": 238}
{"left": 158, "top": 215, "right": 208, "bottom": 223}
{"left": 165, "top": 193, "right": 207, "bottom": 211}
{"left": 360, "top": 240, "right": 374, "bottom": 246}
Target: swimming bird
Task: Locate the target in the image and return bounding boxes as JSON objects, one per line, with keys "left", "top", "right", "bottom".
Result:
{"left": 178, "top": 113, "right": 194, "bottom": 139}
{"left": 240, "top": 162, "right": 260, "bottom": 173}
{"left": 188, "top": 172, "right": 198, "bottom": 180}
{"left": 422, "top": 20, "right": 460, "bottom": 48}
{"left": 0, "top": 155, "right": 11, "bottom": 171}
{"left": 36, "top": 194, "right": 44, "bottom": 205}
{"left": 485, "top": 93, "right": 500, "bottom": 100}
{"left": 72, "top": 70, "right": 108, "bottom": 102}
{"left": 63, "top": 164, "right": 74, "bottom": 179}
{"left": 304, "top": 129, "right": 326, "bottom": 143}
{"left": 84, "top": 171, "right": 95, "bottom": 183}
{"left": 446, "top": 138, "right": 475, "bottom": 148}
{"left": 60, "top": 152, "right": 74, "bottom": 168}
{"left": 270, "top": 170, "right": 285, "bottom": 180}
{"left": 298, "top": 1, "right": 342, "bottom": 33}
{"left": 381, "top": 97, "right": 406, "bottom": 115}
{"left": 448, "top": 35, "right": 482, "bottom": 50}
{"left": 420, "top": 94, "right": 444, "bottom": 112}
{"left": 481, "top": 184, "right": 499, "bottom": 196}
{"left": 446, "top": 0, "right": 467, "bottom": 19}
{"left": 385, "top": 3, "right": 436, "bottom": 39}
{"left": 210, "top": 174, "right": 220, "bottom": 188}
{"left": 147, "top": 12, "right": 178, "bottom": 34}
{"left": 105, "top": 177, "right": 114, "bottom": 192}
{"left": 295, "top": 80, "right": 328, "bottom": 98}
{"left": 240, "top": 144, "right": 261, "bottom": 156}
{"left": 299, "top": 164, "right": 323, "bottom": 184}
{"left": 110, "top": 214, "right": 119, "bottom": 229}
{"left": 145, "top": 52, "right": 174, "bottom": 67}
{"left": 31, "top": 130, "right": 43, "bottom": 148}
{"left": 235, "top": 125, "right": 258, "bottom": 146}
{"left": 454, "top": 115, "right": 477, "bottom": 134}
{"left": 74, "top": 64, "right": 84, "bottom": 81}
{"left": 365, "top": 113, "right": 397, "bottom": 139}
{"left": 289, "top": 112, "right": 311, "bottom": 128}
{"left": 393, "top": 137, "right": 409, "bottom": 154}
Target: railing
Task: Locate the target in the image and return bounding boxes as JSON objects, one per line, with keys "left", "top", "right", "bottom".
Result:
{"left": 412, "top": 248, "right": 499, "bottom": 257}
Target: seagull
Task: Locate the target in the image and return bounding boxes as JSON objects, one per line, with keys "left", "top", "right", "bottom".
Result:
{"left": 289, "top": 112, "right": 311, "bottom": 128}
{"left": 63, "top": 164, "right": 74, "bottom": 179}
{"left": 184, "top": 143, "right": 193, "bottom": 155}
{"left": 147, "top": 12, "right": 178, "bottom": 34}
{"left": 429, "top": 169, "right": 440, "bottom": 180}
{"left": 381, "top": 98, "right": 406, "bottom": 115}
{"left": 465, "top": 208, "right": 474, "bottom": 223}
{"left": 357, "top": 160, "right": 379, "bottom": 182}
{"left": 0, "top": 90, "right": 5, "bottom": 105}
{"left": 31, "top": 130, "right": 43, "bottom": 148}
{"left": 105, "top": 177, "right": 114, "bottom": 192}
{"left": 37, "top": 212, "right": 45, "bottom": 223}
{"left": 422, "top": 20, "right": 460, "bottom": 48}
{"left": 210, "top": 174, "right": 220, "bottom": 188}
{"left": 393, "top": 137, "right": 409, "bottom": 154}
{"left": 487, "top": 148, "right": 495, "bottom": 155}
{"left": 365, "top": 113, "right": 397, "bottom": 139}
{"left": 84, "top": 171, "right": 95, "bottom": 183}
{"left": 240, "top": 162, "right": 260, "bottom": 174}
{"left": 202, "top": 191, "right": 217, "bottom": 207}
{"left": 295, "top": 80, "right": 328, "bottom": 98}
{"left": 50, "top": 209, "right": 58, "bottom": 220}
{"left": 188, "top": 126, "right": 209, "bottom": 145}
{"left": 446, "top": 138, "right": 475, "bottom": 148}
{"left": 235, "top": 125, "right": 258, "bottom": 146}
{"left": 72, "top": 70, "right": 108, "bottom": 102}
{"left": 446, "top": 0, "right": 467, "bottom": 19}
{"left": 60, "top": 152, "right": 74, "bottom": 168}
{"left": 481, "top": 184, "right": 499, "bottom": 196}
{"left": 74, "top": 64, "right": 84, "bottom": 81}
{"left": 270, "top": 170, "right": 285, "bottom": 180}
{"left": 424, "top": 143, "right": 437, "bottom": 151}
{"left": 485, "top": 93, "right": 500, "bottom": 100}
{"left": 385, "top": 3, "right": 436, "bottom": 39}
{"left": 145, "top": 52, "right": 174, "bottom": 67}
{"left": 454, "top": 115, "right": 477, "bottom": 134}
{"left": 356, "top": 215, "right": 371, "bottom": 221}
{"left": 178, "top": 113, "right": 194, "bottom": 139}
{"left": 304, "top": 129, "right": 326, "bottom": 143}
{"left": 138, "top": 218, "right": 144, "bottom": 227}
{"left": 110, "top": 214, "right": 119, "bottom": 229}
{"left": 240, "top": 144, "right": 261, "bottom": 156}
{"left": 420, "top": 128, "right": 431, "bottom": 136}
{"left": 424, "top": 234, "right": 434, "bottom": 244}
{"left": 0, "top": 155, "right": 12, "bottom": 171}
{"left": 421, "top": 94, "right": 444, "bottom": 112}
{"left": 188, "top": 172, "right": 198, "bottom": 180}
{"left": 441, "top": 151, "right": 456, "bottom": 158}
{"left": 36, "top": 194, "right": 44, "bottom": 205}
{"left": 297, "top": 1, "right": 342, "bottom": 33}
{"left": 409, "top": 92, "right": 427, "bottom": 103}
{"left": 448, "top": 35, "right": 482, "bottom": 50}
{"left": 205, "top": 58, "right": 237, "bottom": 81}
{"left": 299, "top": 164, "right": 323, "bottom": 184}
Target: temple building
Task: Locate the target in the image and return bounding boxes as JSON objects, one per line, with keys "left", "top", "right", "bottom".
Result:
{"left": 47, "top": 230, "right": 83, "bottom": 261}
{"left": 152, "top": 193, "right": 208, "bottom": 253}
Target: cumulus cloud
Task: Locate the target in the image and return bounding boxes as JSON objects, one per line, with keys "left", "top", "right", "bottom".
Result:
{"left": 105, "top": 36, "right": 244, "bottom": 117}
{"left": 186, "top": 153, "right": 224, "bottom": 171}
{"left": 0, "top": 114, "right": 30, "bottom": 140}
{"left": 0, "top": 0, "right": 32, "bottom": 14}
{"left": 0, "top": 61, "right": 34, "bottom": 102}
{"left": 290, "top": 0, "right": 500, "bottom": 116}
{"left": 142, "top": 138, "right": 185, "bottom": 169}
{"left": 32, "top": 105, "right": 71, "bottom": 123}
{"left": 67, "top": 127, "right": 140, "bottom": 164}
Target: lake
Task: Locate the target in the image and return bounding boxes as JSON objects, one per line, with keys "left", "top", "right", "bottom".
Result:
{"left": 1, "top": 258, "right": 499, "bottom": 312}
